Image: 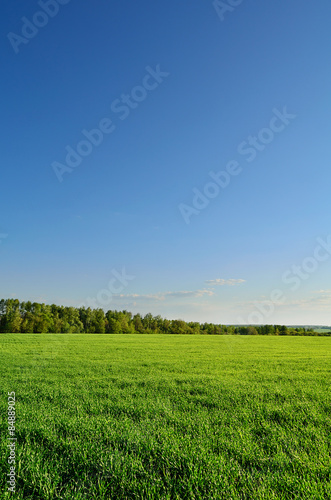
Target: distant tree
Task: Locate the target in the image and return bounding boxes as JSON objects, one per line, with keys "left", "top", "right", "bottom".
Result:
{"left": 118, "top": 311, "right": 135, "bottom": 334}
{"left": 142, "top": 313, "right": 153, "bottom": 332}
{"left": 21, "top": 312, "right": 35, "bottom": 333}
{"left": 159, "top": 318, "right": 171, "bottom": 334}
{"left": 247, "top": 326, "right": 258, "bottom": 335}
{"left": 279, "top": 325, "right": 289, "bottom": 335}
{"left": 1, "top": 297, "right": 329, "bottom": 338}
{"left": 79, "top": 307, "right": 94, "bottom": 332}
{"left": 1, "top": 299, "right": 22, "bottom": 333}
{"left": 132, "top": 313, "right": 144, "bottom": 333}
{"left": 188, "top": 322, "right": 201, "bottom": 335}
{"left": 107, "top": 318, "right": 122, "bottom": 334}
{"left": 90, "top": 309, "right": 106, "bottom": 333}
{"left": 170, "top": 320, "right": 192, "bottom": 335}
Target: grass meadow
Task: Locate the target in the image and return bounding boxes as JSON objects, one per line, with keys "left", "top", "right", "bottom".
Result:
{"left": 0, "top": 334, "right": 330, "bottom": 499}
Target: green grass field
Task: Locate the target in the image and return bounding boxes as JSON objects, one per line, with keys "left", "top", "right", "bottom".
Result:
{"left": 1, "top": 335, "right": 330, "bottom": 499}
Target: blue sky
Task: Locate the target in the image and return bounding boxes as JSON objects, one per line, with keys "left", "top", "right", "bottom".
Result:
{"left": 1, "top": 0, "right": 331, "bottom": 325}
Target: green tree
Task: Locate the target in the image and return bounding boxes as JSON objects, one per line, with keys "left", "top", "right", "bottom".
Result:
{"left": 90, "top": 309, "right": 106, "bottom": 333}
{"left": 247, "top": 326, "right": 259, "bottom": 335}
{"left": 170, "top": 320, "right": 192, "bottom": 335}
{"left": 132, "top": 313, "right": 144, "bottom": 333}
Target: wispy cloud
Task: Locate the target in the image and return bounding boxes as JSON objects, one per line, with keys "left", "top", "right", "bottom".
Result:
{"left": 205, "top": 279, "right": 246, "bottom": 286}
{"left": 242, "top": 291, "right": 331, "bottom": 311}
{"left": 165, "top": 289, "right": 215, "bottom": 298}
{"left": 294, "top": 292, "right": 331, "bottom": 310}
{"left": 112, "top": 289, "right": 215, "bottom": 302}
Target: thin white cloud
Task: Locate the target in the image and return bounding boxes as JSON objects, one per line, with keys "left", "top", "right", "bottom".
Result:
{"left": 112, "top": 293, "right": 162, "bottom": 301}
{"left": 112, "top": 289, "right": 215, "bottom": 302}
{"left": 242, "top": 292, "right": 331, "bottom": 311}
{"left": 164, "top": 289, "right": 214, "bottom": 298}
{"left": 295, "top": 294, "right": 331, "bottom": 310}
{"left": 205, "top": 279, "right": 246, "bottom": 286}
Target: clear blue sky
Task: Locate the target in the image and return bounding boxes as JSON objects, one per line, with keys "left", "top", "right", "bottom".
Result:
{"left": 1, "top": 0, "right": 331, "bottom": 325}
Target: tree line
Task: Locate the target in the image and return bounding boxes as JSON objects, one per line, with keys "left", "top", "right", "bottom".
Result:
{"left": 0, "top": 299, "right": 330, "bottom": 335}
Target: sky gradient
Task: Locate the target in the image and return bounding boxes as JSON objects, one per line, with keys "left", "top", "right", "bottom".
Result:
{"left": 1, "top": 0, "right": 331, "bottom": 325}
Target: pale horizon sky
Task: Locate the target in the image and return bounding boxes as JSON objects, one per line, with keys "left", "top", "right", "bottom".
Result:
{"left": 1, "top": 1, "right": 331, "bottom": 325}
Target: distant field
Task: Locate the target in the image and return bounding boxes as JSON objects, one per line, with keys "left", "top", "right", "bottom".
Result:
{"left": 1, "top": 335, "right": 330, "bottom": 499}
{"left": 314, "top": 328, "right": 331, "bottom": 334}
